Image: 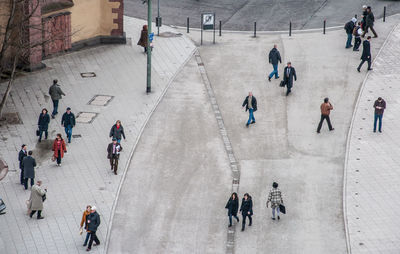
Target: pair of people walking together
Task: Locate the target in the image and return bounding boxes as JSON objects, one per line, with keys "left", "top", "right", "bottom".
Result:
{"left": 225, "top": 193, "right": 253, "bottom": 231}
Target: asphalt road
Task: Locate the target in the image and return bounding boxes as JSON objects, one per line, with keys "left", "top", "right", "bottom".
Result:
{"left": 125, "top": 0, "right": 400, "bottom": 31}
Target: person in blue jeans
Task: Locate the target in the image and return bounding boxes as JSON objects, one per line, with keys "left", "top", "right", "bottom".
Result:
{"left": 61, "top": 107, "right": 76, "bottom": 143}
{"left": 268, "top": 44, "right": 282, "bottom": 81}
{"left": 344, "top": 17, "right": 357, "bottom": 48}
{"left": 242, "top": 92, "right": 258, "bottom": 127}
{"left": 373, "top": 97, "right": 386, "bottom": 133}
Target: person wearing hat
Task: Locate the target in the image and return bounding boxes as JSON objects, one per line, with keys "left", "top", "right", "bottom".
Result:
{"left": 344, "top": 17, "right": 357, "bottom": 48}
{"left": 86, "top": 206, "right": 101, "bottom": 251}
{"left": 18, "top": 144, "right": 27, "bottom": 185}
{"left": 48, "top": 79, "right": 65, "bottom": 119}
{"left": 107, "top": 138, "right": 123, "bottom": 175}
{"left": 283, "top": 62, "right": 297, "bottom": 96}
{"left": 61, "top": 107, "right": 76, "bottom": 143}
{"left": 373, "top": 97, "right": 386, "bottom": 133}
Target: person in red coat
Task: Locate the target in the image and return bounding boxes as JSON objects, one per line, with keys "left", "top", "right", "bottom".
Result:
{"left": 52, "top": 133, "right": 67, "bottom": 166}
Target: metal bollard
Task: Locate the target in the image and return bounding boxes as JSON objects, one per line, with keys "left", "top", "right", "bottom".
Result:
{"left": 187, "top": 17, "right": 189, "bottom": 33}
{"left": 253, "top": 22, "right": 257, "bottom": 37}
{"left": 383, "top": 6, "right": 386, "bottom": 22}
{"left": 355, "top": 14, "right": 357, "bottom": 19}
{"left": 323, "top": 19, "right": 326, "bottom": 34}
{"left": 289, "top": 21, "right": 292, "bottom": 36}
{"left": 219, "top": 20, "right": 222, "bottom": 36}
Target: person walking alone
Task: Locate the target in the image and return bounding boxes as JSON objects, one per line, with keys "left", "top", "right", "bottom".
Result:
{"left": 52, "top": 134, "right": 67, "bottom": 166}
{"left": 357, "top": 36, "right": 372, "bottom": 72}
{"left": 373, "top": 97, "right": 386, "bottom": 133}
{"left": 344, "top": 17, "right": 357, "bottom": 48}
{"left": 362, "top": 6, "right": 378, "bottom": 38}
{"left": 37, "top": 108, "right": 50, "bottom": 142}
{"left": 22, "top": 151, "right": 36, "bottom": 190}
{"left": 242, "top": 92, "right": 257, "bottom": 128}
{"left": 28, "top": 180, "right": 46, "bottom": 219}
{"left": 80, "top": 205, "right": 92, "bottom": 247}
{"left": 239, "top": 193, "right": 253, "bottom": 231}
{"left": 86, "top": 206, "right": 101, "bottom": 252}
{"left": 18, "top": 144, "right": 27, "bottom": 185}
{"left": 109, "top": 120, "right": 126, "bottom": 143}
{"left": 48, "top": 79, "right": 65, "bottom": 119}
{"left": 61, "top": 107, "right": 76, "bottom": 143}
{"left": 225, "top": 192, "right": 239, "bottom": 227}
{"left": 283, "top": 62, "right": 297, "bottom": 96}
{"left": 137, "top": 25, "right": 149, "bottom": 53}
{"left": 107, "top": 138, "right": 123, "bottom": 175}
{"left": 266, "top": 182, "right": 284, "bottom": 220}
{"left": 268, "top": 45, "right": 282, "bottom": 81}
{"left": 353, "top": 22, "right": 362, "bottom": 51}
{"left": 317, "top": 98, "right": 334, "bottom": 133}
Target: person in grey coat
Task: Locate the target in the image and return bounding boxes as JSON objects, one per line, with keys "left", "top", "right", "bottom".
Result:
{"left": 268, "top": 45, "right": 282, "bottom": 81}
{"left": 28, "top": 180, "right": 46, "bottom": 219}
{"left": 22, "top": 151, "right": 36, "bottom": 190}
{"left": 48, "top": 79, "right": 65, "bottom": 118}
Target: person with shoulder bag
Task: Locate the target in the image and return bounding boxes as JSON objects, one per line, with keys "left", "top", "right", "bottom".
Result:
{"left": 266, "top": 182, "right": 284, "bottom": 221}
{"left": 80, "top": 205, "right": 92, "bottom": 247}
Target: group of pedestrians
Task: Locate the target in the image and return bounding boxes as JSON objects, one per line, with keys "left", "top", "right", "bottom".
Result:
{"left": 225, "top": 182, "right": 284, "bottom": 231}
{"left": 80, "top": 205, "right": 101, "bottom": 252}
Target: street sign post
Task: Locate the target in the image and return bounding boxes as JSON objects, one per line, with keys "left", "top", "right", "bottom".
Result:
{"left": 201, "top": 13, "right": 216, "bottom": 45}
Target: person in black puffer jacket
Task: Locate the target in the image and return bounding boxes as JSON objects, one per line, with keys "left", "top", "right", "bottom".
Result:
{"left": 225, "top": 192, "right": 239, "bottom": 227}
{"left": 239, "top": 193, "right": 253, "bottom": 231}
{"left": 109, "top": 120, "right": 126, "bottom": 143}
{"left": 38, "top": 108, "right": 50, "bottom": 142}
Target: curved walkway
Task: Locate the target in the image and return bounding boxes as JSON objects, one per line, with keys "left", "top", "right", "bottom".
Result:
{"left": 345, "top": 24, "right": 400, "bottom": 253}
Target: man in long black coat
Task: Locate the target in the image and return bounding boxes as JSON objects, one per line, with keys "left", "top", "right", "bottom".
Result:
{"left": 357, "top": 36, "right": 372, "bottom": 72}
{"left": 18, "top": 144, "right": 27, "bottom": 185}
{"left": 22, "top": 151, "right": 36, "bottom": 190}
{"left": 283, "top": 62, "right": 297, "bottom": 96}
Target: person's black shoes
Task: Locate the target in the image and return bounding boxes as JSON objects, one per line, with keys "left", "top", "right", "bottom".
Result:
{"left": 275, "top": 76, "right": 280, "bottom": 79}
{"left": 268, "top": 76, "right": 271, "bottom": 82}
{"left": 367, "top": 68, "right": 373, "bottom": 71}
{"left": 379, "top": 130, "right": 382, "bottom": 133}
{"left": 228, "top": 224, "right": 232, "bottom": 227}
{"left": 278, "top": 216, "right": 280, "bottom": 220}
{"left": 357, "top": 68, "right": 360, "bottom": 72}
{"left": 246, "top": 123, "right": 249, "bottom": 128}
{"left": 249, "top": 222, "right": 252, "bottom": 226}
{"left": 272, "top": 217, "right": 276, "bottom": 220}
{"left": 37, "top": 216, "right": 44, "bottom": 220}
{"left": 329, "top": 128, "right": 335, "bottom": 131}
{"left": 250, "top": 121, "right": 255, "bottom": 124}
{"left": 236, "top": 217, "right": 239, "bottom": 222}
{"left": 316, "top": 131, "right": 320, "bottom": 134}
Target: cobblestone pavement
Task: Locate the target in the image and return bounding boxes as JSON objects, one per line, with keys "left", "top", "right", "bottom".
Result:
{"left": 0, "top": 17, "right": 195, "bottom": 254}
{"left": 345, "top": 24, "right": 400, "bottom": 254}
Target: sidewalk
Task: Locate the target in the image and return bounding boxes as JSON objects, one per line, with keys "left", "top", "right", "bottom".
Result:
{"left": 345, "top": 24, "right": 400, "bottom": 254}
{"left": 0, "top": 16, "right": 195, "bottom": 254}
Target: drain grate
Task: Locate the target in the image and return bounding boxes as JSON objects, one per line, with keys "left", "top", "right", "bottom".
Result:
{"left": 80, "top": 72, "right": 96, "bottom": 78}
{"left": 88, "top": 95, "right": 114, "bottom": 106}
{"left": 76, "top": 112, "right": 98, "bottom": 124}
{"left": 72, "top": 134, "right": 82, "bottom": 138}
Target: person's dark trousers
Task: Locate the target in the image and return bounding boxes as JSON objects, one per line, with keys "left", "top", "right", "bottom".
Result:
{"left": 38, "top": 130, "right": 48, "bottom": 141}
{"left": 346, "top": 33, "right": 353, "bottom": 48}
{"left": 57, "top": 150, "right": 62, "bottom": 165}
{"left": 286, "top": 86, "right": 292, "bottom": 96}
{"left": 64, "top": 125, "right": 73, "bottom": 143}
{"left": 269, "top": 64, "right": 279, "bottom": 79}
{"left": 353, "top": 37, "right": 361, "bottom": 51}
{"left": 317, "top": 114, "right": 333, "bottom": 132}
{"left": 20, "top": 169, "right": 24, "bottom": 185}
{"left": 241, "top": 213, "right": 252, "bottom": 230}
{"left": 247, "top": 108, "right": 255, "bottom": 125}
{"left": 87, "top": 231, "right": 100, "bottom": 249}
{"left": 358, "top": 59, "right": 371, "bottom": 71}
{"left": 24, "top": 178, "right": 34, "bottom": 190}
{"left": 110, "top": 155, "right": 119, "bottom": 174}
{"left": 83, "top": 232, "right": 90, "bottom": 246}
{"left": 51, "top": 99, "right": 59, "bottom": 117}
{"left": 228, "top": 213, "right": 239, "bottom": 226}
{"left": 30, "top": 210, "right": 42, "bottom": 218}
{"left": 374, "top": 114, "right": 383, "bottom": 132}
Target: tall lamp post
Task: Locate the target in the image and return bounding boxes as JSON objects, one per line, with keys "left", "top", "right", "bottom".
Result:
{"left": 146, "top": 0, "right": 152, "bottom": 93}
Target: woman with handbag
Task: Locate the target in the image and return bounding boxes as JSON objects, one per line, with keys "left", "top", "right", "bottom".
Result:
{"left": 52, "top": 134, "right": 67, "bottom": 166}
{"left": 37, "top": 108, "right": 50, "bottom": 142}
{"left": 266, "top": 182, "right": 284, "bottom": 220}
{"left": 80, "top": 205, "right": 92, "bottom": 247}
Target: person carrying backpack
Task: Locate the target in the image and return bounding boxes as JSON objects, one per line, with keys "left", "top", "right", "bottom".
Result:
{"left": 344, "top": 17, "right": 357, "bottom": 49}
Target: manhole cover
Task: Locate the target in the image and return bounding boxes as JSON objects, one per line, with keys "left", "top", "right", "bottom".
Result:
{"left": 72, "top": 134, "right": 82, "bottom": 138}
{"left": 76, "top": 112, "right": 98, "bottom": 124}
{"left": 80, "top": 72, "right": 96, "bottom": 78}
{"left": 88, "top": 95, "right": 114, "bottom": 106}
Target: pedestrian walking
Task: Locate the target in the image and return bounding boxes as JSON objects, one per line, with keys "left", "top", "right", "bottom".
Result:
{"left": 225, "top": 192, "right": 239, "bottom": 227}
{"left": 357, "top": 36, "right": 372, "bottom": 72}
{"left": 361, "top": 5, "right": 368, "bottom": 31}
{"left": 61, "top": 107, "right": 75, "bottom": 143}
{"left": 242, "top": 92, "right": 257, "bottom": 128}
{"left": 353, "top": 22, "right": 362, "bottom": 51}
{"left": 362, "top": 6, "right": 378, "bottom": 38}
{"left": 28, "top": 180, "right": 46, "bottom": 219}
{"left": 18, "top": 144, "right": 27, "bottom": 185}
{"left": 80, "top": 205, "right": 92, "bottom": 247}
{"left": 86, "top": 206, "right": 101, "bottom": 252}
{"left": 52, "top": 134, "right": 67, "bottom": 166}
{"left": 107, "top": 138, "right": 123, "bottom": 175}
{"left": 239, "top": 193, "right": 253, "bottom": 231}
{"left": 283, "top": 62, "right": 297, "bottom": 96}
{"left": 344, "top": 17, "right": 357, "bottom": 48}
{"left": 317, "top": 98, "right": 334, "bottom": 133}
{"left": 109, "top": 120, "right": 126, "bottom": 143}
{"left": 268, "top": 44, "right": 282, "bottom": 81}
{"left": 373, "top": 97, "right": 386, "bottom": 133}
{"left": 48, "top": 79, "right": 65, "bottom": 119}
{"left": 137, "top": 25, "right": 149, "bottom": 53}
{"left": 37, "top": 108, "right": 50, "bottom": 142}
{"left": 22, "top": 151, "right": 36, "bottom": 190}
{"left": 266, "top": 182, "right": 284, "bottom": 220}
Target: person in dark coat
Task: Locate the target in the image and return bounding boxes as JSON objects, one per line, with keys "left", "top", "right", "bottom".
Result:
{"left": 48, "top": 79, "right": 65, "bottom": 118}
{"left": 242, "top": 92, "right": 257, "bottom": 128}
{"left": 357, "top": 36, "right": 372, "bottom": 72}
{"left": 225, "top": 192, "right": 239, "bottom": 227}
{"left": 362, "top": 6, "right": 377, "bottom": 38}
{"left": 109, "top": 120, "right": 126, "bottom": 143}
{"left": 107, "top": 139, "right": 123, "bottom": 175}
{"left": 18, "top": 144, "right": 27, "bottom": 185}
{"left": 61, "top": 107, "right": 76, "bottom": 143}
{"left": 361, "top": 5, "right": 368, "bottom": 31}
{"left": 344, "top": 17, "right": 357, "bottom": 48}
{"left": 52, "top": 134, "right": 67, "bottom": 166}
{"left": 373, "top": 97, "right": 386, "bottom": 133}
{"left": 37, "top": 108, "right": 50, "bottom": 142}
{"left": 22, "top": 151, "right": 36, "bottom": 190}
{"left": 137, "top": 25, "right": 149, "bottom": 53}
{"left": 86, "top": 206, "right": 101, "bottom": 252}
{"left": 283, "top": 62, "right": 297, "bottom": 96}
{"left": 239, "top": 193, "right": 253, "bottom": 231}
{"left": 268, "top": 45, "right": 282, "bottom": 81}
